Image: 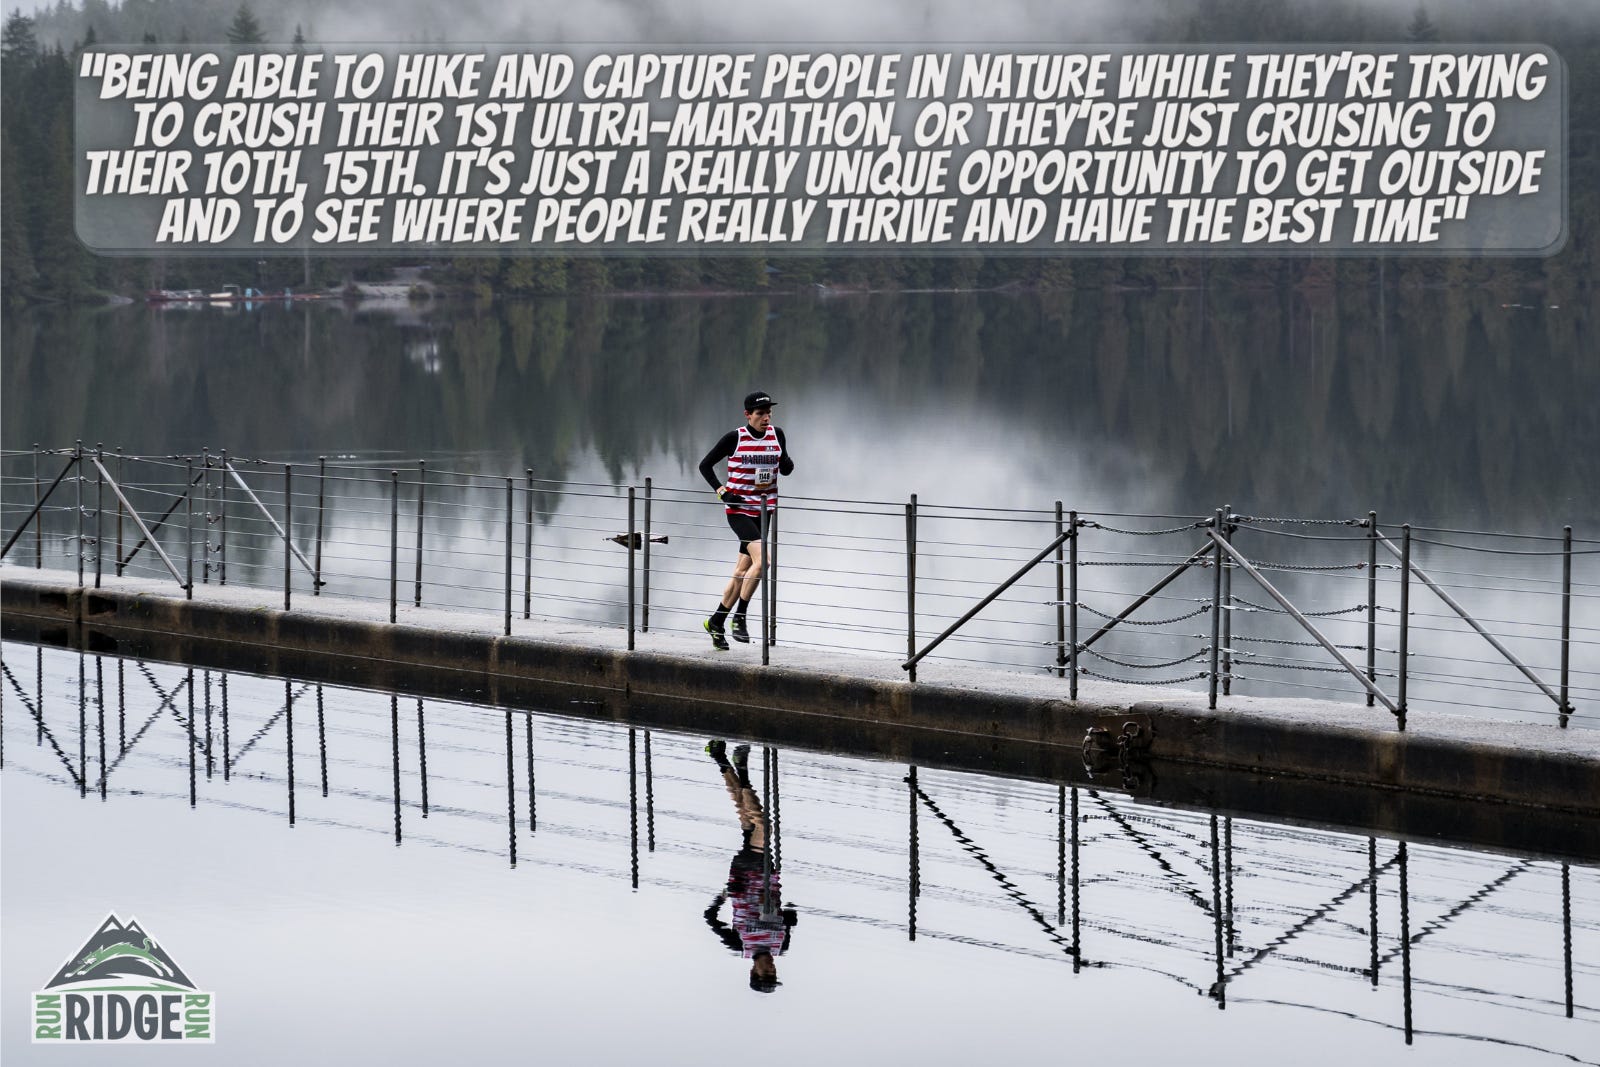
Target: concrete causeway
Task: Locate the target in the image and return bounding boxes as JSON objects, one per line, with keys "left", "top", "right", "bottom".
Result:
{"left": 4, "top": 569, "right": 1598, "bottom": 828}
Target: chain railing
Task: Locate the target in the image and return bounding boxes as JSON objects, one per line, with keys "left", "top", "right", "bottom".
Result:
{"left": 3, "top": 446, "right": 1596, "bottom": 731}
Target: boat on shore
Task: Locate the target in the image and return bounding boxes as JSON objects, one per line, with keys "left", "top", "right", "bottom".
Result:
{"left": 144, "top": 286, "right": 331, "bottom": 304}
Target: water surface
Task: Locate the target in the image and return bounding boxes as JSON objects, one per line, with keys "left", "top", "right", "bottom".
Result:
{"left": 3, "top": 643, "right": 1595, "bottom": 1064}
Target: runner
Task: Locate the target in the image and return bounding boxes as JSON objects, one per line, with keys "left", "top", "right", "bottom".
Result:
{"left": 698, "top": 391, "right": 794, "bottom": 651}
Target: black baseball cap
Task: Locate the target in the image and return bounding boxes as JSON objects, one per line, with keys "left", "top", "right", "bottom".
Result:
{"left": 744, "top": 392, "right": 776, "bottom": 411}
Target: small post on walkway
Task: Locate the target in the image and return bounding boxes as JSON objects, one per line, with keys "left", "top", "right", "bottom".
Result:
{"left": 906, "top": 494, "right": 918, "bottom": 683}
{"left": 1397, "top": 524, "right": 1411, "bottom": 731}
{"left": 760, "top": 495, "right": 772, "bottom": 667}
{"left": 185, "top": 458, "right": 194, "bottom": 599}
{"left": 1366, "top": 510, "right": 1378, "bottom": 707}
{"left": 313, "top": 457, "right": 325, "bottom": 596}
{"left": 75, "top": 440, "right": 84, "bottom": 588}
{"left": 627, "top": 485, "right": 637, "bottom": 651}
{"left": 218, "top": 448, "right": 228, "bottom": 585}
{"left": 33, "top": 444, "right": 42, "bottom": 569}
{"left": 1560, "top": 525, "right": 1572, "bottom": 728}
{"left": 1069, "top": 509, "right": 1079, "bottom": 701}
{"left": 1055, "top": 502, "right": 1066, "bottom": 680}
{"left": 503, "top": 477, "right": 514, "bottom": 637}
{"left": 1209, "top": 508, "right": 1224, "bottom": 709}
{"left": 642, "top": 477, "right": 652, "bottom": 633}
{"left": 94, "top": 444, "right": 104, "bottom": 589}
{"left": 1221, "top": 505, "right": 1233, "bottom": 696}
{"left": 389, "top": 471, "right": 399, "bottom": 623}
{"left": 115, "top": 446, "right": 125, "bottom": 575}
{"left": 283, "top": 464, "right": 293, "bottom": 611}
{"left": 523, "top": 469, "right": 533, "bottom": 619}
{"left": 414, "top": 461, "right": 426, "bottom": 607}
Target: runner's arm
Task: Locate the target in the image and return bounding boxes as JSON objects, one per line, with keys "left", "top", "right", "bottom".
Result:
{"left": 703, "top": 893, "right": 743, "bottom": 952}
{"left": 776, "top": 427, "right": 795, "bottom": 476}
{"left": 699, "top": 431, "right": 738, "bottom": 491}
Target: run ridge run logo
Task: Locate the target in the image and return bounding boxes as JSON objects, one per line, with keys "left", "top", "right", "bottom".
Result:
{"left": 33, "top": 914, "right": 214, "bottom": 1043}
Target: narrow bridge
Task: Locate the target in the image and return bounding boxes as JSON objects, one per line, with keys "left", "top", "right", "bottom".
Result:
{"left": 3, "top": 445, "right": 1598, "bottom": 817}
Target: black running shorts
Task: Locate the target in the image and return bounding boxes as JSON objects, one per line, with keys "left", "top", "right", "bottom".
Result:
{"left": 727, "top": 513, "right": 763, "bottom": 556}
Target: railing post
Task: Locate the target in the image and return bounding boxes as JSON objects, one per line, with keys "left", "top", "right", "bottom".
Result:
{"left": 1560, "top": 525, "right": 1572, "bottom": 728}
{"left": 185, "top": 457, "right": 194, "bottom": 600}
{"left": 761, "top": 494, "right": 772, "bottom": 663}
{"left": 414, "top": 461, "right": 425, "bottom": 607}
{"left": 283, "top": 464, "right": 293, "bottom": 611}
{"left": 115, "top": 446, "right": 125, "bottom": 575}
{"left": 1055, "top": 502, "right": 1066, "bottom": 680}
{"left": 1069, "top": 508, "right": 1079, "bottom": 701}
{"left": 642, "top": 476, "right": 652, "bottom": 633}
{"left": 504, "top": 477, "right": 513, "bottom": 637}
{"left": 1221, "top": 504, "right": 1233, "bottom": 696}
{"left": 389, "top": 470, "right": 398, "bottom": 623}
{"left": 1366, "top": 510, "right": 1378, "bottom": 707}
{"left": 627, "top": 485, "right": 637, "bottom": 651}
{"left": 768, "top": 502, "right": 779, "bottom": 646}
{"left": 201, "top": 448, "right": 211, "bottom": 584}
{"left": 94, "top": 444, "right": 104, "bottom": 588}
{"left": 524, "top": 469, "right": 534, "bottom": 619}
{"left": 217, "top": 448, "right": 228, "bottom": 585}
{"left": 32, "top": 443, "right": 42, "bottom": 569}
{"left": 313, "top": 456, "right": 325, "bottom": 595}
{"left": 1397, "top": 524, "right": 1411, "bottom": 731}
{"left": 905, "top": 495, "right": 919, "bottom": 683}
{"left": 75, "top": 440, "right": 84, "bottom": 589}
{"left": 1209, "top": 508, "right": 1223, "bottom": 709}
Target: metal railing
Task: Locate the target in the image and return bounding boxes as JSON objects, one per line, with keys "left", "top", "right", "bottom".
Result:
{"left": 3, "top": 445, "right": 1596, "bottom": 731}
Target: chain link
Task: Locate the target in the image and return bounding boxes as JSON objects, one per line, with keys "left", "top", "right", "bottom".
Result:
{"left": 1233, "top": 515, "right": 1363, "bottom": 527}
{"left": 1083, "top": 647, "right": 1211, "bottom": 670}
{"left": 1078, "top": 668, "right": 1211, "bottom": 686}
{"left": 1072, "top": 602, "right": 1212, "bottom": 625}
{"left": 1229, "top": 634, "right": 1374, "bottom": 652}
{"left": 1232, "top": 597, "right": 1371, "bottom": 618}
{"left": 1081, "top": 519, "right": 1208, "bottom": 536}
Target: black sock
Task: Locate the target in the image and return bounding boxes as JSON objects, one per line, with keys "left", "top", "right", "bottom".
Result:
{"left": 734, "top": 596, "right": 752, "bottom": 619}
{"left": 711, "top": 604, "right": 731, "bottom": 628}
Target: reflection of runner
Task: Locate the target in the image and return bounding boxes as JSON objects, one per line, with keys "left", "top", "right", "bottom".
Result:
{"left": 698, "top": 392, "right": 794, "bottom": 651}
{"left": 703, "top": 739, "right": 796, "bottom": 992}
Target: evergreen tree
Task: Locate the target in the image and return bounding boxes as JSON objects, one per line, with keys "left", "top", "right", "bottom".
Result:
{"left": 225, "top": 1, "right": 264, "bottom": 45}
{"left": 2, "top": 9, "right": 38, "bottom": 61}
{"left": 1407, "top": 5, "right": 1440, "bottom": 43}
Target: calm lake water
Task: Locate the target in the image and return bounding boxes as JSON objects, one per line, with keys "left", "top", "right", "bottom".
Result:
{"left": 2, "top": 642, "right": 1596, "bottom": 1064}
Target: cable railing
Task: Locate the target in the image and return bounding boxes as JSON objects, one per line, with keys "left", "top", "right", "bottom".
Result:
{"left": 2, "top": 445, "right": 1595, "bottom": 732}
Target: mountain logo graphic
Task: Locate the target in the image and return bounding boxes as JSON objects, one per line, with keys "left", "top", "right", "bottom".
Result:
{"left": 33, "top": 915, "right": 214, "bottom": 1043}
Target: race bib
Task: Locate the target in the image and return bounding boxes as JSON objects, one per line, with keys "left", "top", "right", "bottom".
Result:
{"left": 755, "top": 465, "right": 775, "bottom": 487}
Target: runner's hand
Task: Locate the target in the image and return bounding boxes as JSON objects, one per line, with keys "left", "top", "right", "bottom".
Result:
{"left": 717, "top": 486, "right": 744, "bottom": 504}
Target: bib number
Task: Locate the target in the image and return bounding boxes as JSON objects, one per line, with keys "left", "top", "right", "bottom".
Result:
{"left": 754, "top": 465, "right": 775, "bottom": 488}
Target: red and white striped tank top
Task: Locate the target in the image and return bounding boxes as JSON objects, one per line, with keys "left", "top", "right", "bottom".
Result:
{"left": 725, "top": 426, "right": 782, "bottom": 516}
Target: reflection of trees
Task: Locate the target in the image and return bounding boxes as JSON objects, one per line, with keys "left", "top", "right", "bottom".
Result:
{"left": 2, "top": 289, "right": 1595, "bottom": 528}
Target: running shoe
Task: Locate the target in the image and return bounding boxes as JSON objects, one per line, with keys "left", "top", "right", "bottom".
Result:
{"left": 704, "top": 617, "right": 729, "bottom": 651}
{"left": 705, "top": 739, "right": 728, "bottom": 766}
{"left": 730, "top": 614, "right": 750, "bottom": 644}
{"left": 732, "top": 744, "right": 751, "bottom": 773}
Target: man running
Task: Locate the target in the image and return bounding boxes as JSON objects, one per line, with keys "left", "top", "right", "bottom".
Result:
{"left": 698, "top": 391, "right": 794, "bottom": 651}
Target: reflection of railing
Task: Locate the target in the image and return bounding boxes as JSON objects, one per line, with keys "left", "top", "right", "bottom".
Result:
{"left": 3, "top": 445, "right": 1597, "bottom": 730}
{"left": 4, "top": 643, "right": 1591, "bottom": 1055}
